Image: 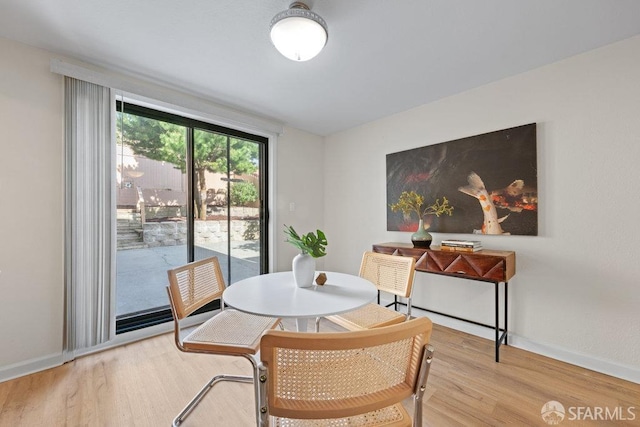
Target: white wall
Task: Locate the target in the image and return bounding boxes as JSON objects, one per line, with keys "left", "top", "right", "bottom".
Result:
{"left": 323, "top": 35, "right": 640, "bottom": 382}
{"left": 0, "top": 38, "right": 65, "bottom": 372}
{"left": 274, "top": 127, "right": 325, "bottom": 272}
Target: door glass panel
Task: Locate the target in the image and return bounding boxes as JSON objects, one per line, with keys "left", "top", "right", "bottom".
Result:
{"left": 116, "top": 110, "right": 188, "bottom": 318}
{"left": 192, "top": 131, "right": 262, "bottom": 284}
{"left": 192, "top": 129, "right": 230, "bottom": 283}
{"left": 228, "top": 137, "right": 261, "bottom": 284}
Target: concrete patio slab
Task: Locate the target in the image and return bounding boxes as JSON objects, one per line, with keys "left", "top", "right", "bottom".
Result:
{"left": 116, "top": 241, "right": 260, "bottom": 316}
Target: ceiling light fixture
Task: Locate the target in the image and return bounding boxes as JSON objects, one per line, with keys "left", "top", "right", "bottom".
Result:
{"left": 270, "top": 2, "right": 328, "bottom": 62}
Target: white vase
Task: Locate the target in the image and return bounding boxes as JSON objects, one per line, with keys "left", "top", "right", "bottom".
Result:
{"left": 292, "top": 253, "right": 315, "bottom": 288}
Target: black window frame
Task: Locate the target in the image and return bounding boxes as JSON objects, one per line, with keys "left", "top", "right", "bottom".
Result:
{"left": 115, "top": 101, "right": 269, "bottom": 334}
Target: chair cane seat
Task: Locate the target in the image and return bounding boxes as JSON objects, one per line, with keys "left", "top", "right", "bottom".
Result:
{"left": 323, "top": 251, "right": 415, "bottom": 332}
{"left": 272, "top": 403, "right": 410, "bottom": 426}
{"left": 327, "top": 303, "right": 406, "bottom": 330}
{"left": 183, "top": 309, "right": 279, "bottom": 355}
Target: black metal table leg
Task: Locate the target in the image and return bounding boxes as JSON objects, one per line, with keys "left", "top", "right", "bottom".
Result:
{"left": 494, "top": 281, "right": 510, "bottom": 362}
{"left": 402, "top": 277, "right": 511, "bottom": 363}
{"left": 495, "top": 281, "right": 500, "bottom": 362}
{"left": 504, "top": 281, "right": 508, "bottom": 346}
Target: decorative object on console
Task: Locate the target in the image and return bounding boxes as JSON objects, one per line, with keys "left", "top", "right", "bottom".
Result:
{"left": 440, "top": 239, "right": 483, "bottom": 252}
{"left": 386, "top": 123, "right": 537, "bottom": 235}
{"left": 440, "top": 245, "right": 482, "bottom": 252}
{"left": 389, "top": 190, "right": 453, "bottom": 248}
{"left": 411, "top": 220, "right": 432, "bottom": 248}
{"left": 284, "top": 225, "right": 327, "bottom": 288}
{"left": 440, "top": 246, "right": 482, "bottom": 252}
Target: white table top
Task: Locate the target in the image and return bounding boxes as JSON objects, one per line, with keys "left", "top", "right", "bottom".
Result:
{"left": 223, "top": 271, "right": 377, "bottom": 320}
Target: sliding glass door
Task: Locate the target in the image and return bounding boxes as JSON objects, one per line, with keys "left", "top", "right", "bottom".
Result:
{"left": 115, "top": 102, "right": 267, "bottom": 333}
{"left": 192, "top": 129, "right": 263, "bottom": 285}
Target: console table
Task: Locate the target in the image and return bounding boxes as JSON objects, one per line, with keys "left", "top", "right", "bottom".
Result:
{"left": 372, "top": 242, "right": 515, "bottom": 362}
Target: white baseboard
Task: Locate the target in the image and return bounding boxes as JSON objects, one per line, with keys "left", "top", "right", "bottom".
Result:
{"left": 508, "top": 335, "right": 640, "bottom": 384}
{"left": 414, "top": 308, "right": 640, "bottom": 384}
{"left": 0, "top": 353, "right": 64, "bottom": 384}
{"left": 0, "top": 312, "right": 212, "bottom": 384}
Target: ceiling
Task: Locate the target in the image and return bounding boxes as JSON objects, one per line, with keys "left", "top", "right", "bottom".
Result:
{"left": 2, "top": 0, "right": 640, "bottom": 136}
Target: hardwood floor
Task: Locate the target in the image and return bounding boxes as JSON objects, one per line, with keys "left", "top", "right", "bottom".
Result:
{"left": 0, "top": 319, "right": 638, "bottom": 426}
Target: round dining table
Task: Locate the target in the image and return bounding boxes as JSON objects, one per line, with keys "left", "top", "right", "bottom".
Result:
{"left": 222, "top": 271, "right": 377, "bottom": 331}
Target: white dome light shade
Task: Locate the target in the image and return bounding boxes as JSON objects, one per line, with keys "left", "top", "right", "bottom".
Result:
{"left": 270, "top": 3, "right": 328, "bottom": 62}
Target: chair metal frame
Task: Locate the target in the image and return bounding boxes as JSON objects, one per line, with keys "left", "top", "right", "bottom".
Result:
{"left": 322, "top": 251, "right": 416, "bottom": 331}
{"left": 166, "top": 256, "right": 279, "bottom": 426}
{"left": 258, "top": 317, "right": 434, "bottom": 426}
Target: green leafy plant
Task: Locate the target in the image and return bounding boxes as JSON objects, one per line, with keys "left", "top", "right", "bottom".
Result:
{"left": 389, "top": 191, "right": 454, "bottom": 222}
{"left": 230, "top": 181, "right": 258, "bottom": 206}
{"left": 284, "top": 225, "right": 327, "bottom": 258}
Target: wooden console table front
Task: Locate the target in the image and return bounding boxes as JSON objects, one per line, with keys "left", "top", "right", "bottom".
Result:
{"left": 372, "top": 242, "right": 515, "bottom": 362}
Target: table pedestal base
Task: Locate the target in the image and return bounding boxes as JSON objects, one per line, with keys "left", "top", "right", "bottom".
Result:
{"left": 296, "top": 318, "right": 308, "bottom": 332}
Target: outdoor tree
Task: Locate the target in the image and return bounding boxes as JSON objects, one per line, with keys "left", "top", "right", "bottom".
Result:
{"left": 118, "top": 112, "right": 259, "bottom": 219}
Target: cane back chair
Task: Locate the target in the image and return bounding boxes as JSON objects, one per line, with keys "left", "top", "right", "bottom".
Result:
{"left": 166, "top": 256, "right": 280, "bottom": 426}
{"left": 324, "top": 251, "right": 416, "bottom": 331}
{"left": 258, "top": 317, "right": 434, "bottom": 426}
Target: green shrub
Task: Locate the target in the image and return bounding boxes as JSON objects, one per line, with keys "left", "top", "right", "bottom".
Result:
{"left": 230, "top": 181, "right": 258, "bottom": 206}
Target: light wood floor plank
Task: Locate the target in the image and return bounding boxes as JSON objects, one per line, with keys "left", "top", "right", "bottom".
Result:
{"left": 0, "top": 319, "right": 638, "bottom": 426}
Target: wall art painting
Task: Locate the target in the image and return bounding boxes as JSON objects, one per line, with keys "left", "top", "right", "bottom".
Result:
{"left": 386, "top": 123, "right": 537, "bottom": 236}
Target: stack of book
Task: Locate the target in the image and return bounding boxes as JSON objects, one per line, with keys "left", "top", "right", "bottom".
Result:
{"left": 440, "top": 239, "right": 483, "bottom": 252}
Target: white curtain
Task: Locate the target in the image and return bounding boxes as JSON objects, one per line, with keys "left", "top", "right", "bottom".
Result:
{"left": 64, "top": 77, "right": 116, "bottom": 359}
